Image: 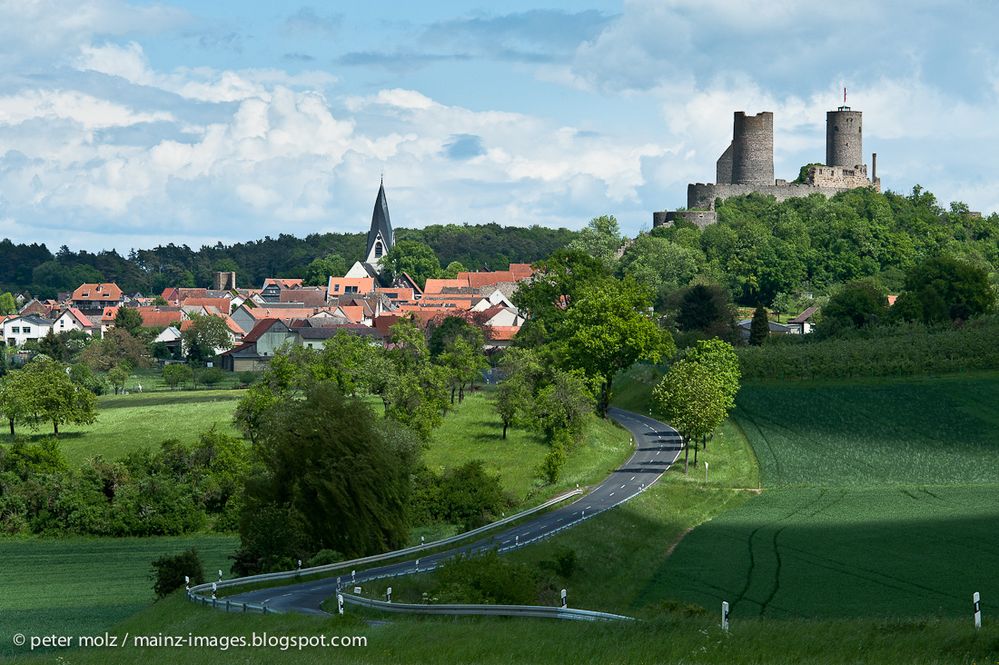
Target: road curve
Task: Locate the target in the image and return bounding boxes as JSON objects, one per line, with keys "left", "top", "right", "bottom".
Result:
{"left": 226, "top": 408, "right": 682, "bottom": 615}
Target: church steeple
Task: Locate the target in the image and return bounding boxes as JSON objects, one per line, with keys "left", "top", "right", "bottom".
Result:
{"left": 364, "top": 178, "right": 394, "bottom": 267}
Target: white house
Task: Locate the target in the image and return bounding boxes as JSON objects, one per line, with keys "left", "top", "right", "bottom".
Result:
{"left": 52, "top": 308, "right": 95, "bottom": 336}
{"left": 786, "top": 306, "right": 819, "bottom": 335}
{"left": 3, "top": 315, "right": 54, "bottom": 347}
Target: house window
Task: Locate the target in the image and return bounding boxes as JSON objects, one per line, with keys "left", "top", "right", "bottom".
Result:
{"left": 345, "top": 286, "right": 358, "bottom": 294}
{"left": 334, "top": 285, "right": 340, "bottom": 292}
{"left": 374, "top": 241, "right": 383, "bottom": 258}
{"left": 11, "top": 327, "right": 19, "bottom": 334}
{"left": 23, "top": 327, "right": 30, "bottom": 334}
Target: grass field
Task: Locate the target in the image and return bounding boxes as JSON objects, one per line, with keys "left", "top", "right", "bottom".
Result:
{"left": 12, "top": 579, "right": 999, "bottom": 664}
{"left": 654, "top": 371, "right": 999, "bottom": 619}
{"left": 0, "top": 535, "right": 237, "bottom": 659}
{"left": 9, "top": 390, "right": 245, "bottom": 465}
{"left": 425, "top": 389, "right": 633, "bottom": 507}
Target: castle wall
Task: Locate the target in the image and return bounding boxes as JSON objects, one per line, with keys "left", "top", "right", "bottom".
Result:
{"left": 687, "top": 181, "right": 876, "bottom": 211}
{"left": 656, "top": 210, "right": 717, "bottom": 228}
{"left": 809, "top": 164, "right": 875, "bottom": 190}
{"left": 731, "top": 112, "right": 774, "bottom": 185}
{"left": 716, "top": 143, "right": 734, "bottom": 184}
{"left": 826, "top": 109, "right": 863, "bottom": 167}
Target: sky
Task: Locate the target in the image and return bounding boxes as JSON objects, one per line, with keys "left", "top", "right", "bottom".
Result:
{"left": 1, "top": 0, "right": 998, "bottom": 252}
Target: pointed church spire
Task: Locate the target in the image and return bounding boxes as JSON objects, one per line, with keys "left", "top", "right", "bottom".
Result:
{"left": 365, "top": 177, "right": 394, "bottom": 267}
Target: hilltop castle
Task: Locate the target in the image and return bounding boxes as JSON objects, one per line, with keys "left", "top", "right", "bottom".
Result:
{"left": 654, "top": 102, "right": 881, "bottom": 228}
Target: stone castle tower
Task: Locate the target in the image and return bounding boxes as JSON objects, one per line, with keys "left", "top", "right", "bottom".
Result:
{"left": 655, "top": 103, "right": 880, "bottom": 228}
{"left": 826, "top": 106, "right": 863, "bottom": 168}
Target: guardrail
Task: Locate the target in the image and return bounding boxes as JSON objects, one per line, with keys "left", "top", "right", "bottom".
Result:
{"left": 339, "top": 592, "right": 634, "bottom": 622}
{"left": 188, "top": 488, "right": 583, "bottom": 599}
{"left": 188, "top": 592, "right": 278, "bottom": 615}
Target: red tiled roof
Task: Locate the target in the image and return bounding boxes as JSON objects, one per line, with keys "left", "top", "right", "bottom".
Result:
{"left": 338, "top": 305, "right": 365, "bottom": 323}
{"left": 457, "top": 271, "right": 517, "bottom": 289}
{"left": 138, "top": 309, "right": 184, "bottom": 329}
{"left": 64, "top": 307, "right": 93, "bottom": 327}
{"left": 72, "top": 282, "right": 123, "bottom": 302}
{"left": 486, "top": 326, "right": 520, "bottom": 341}
{"left": 423, "top": 278, "right": 470, "bottom": 294}
{"left": 327, "top": 277, "right": 376, "bottom": 294}
{"left": 509, "top": 263, "right": 534, "bottom": 280}
{"left": 101, "top": 306, "right": 119, "bottom": 322}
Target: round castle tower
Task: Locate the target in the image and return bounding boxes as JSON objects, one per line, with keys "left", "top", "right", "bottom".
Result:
{"left": 731, "top": 111, "right": 774, "bottom": 186}
{"left": 826, "top": 107, "right": 862, "bottom": 167}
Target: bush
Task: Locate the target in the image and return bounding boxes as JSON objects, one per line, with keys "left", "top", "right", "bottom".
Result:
{"left": 151, "top": 548, "right": 205, "bottom": 598}
{"left": 412, "top": 461, "right": 512, "bottom": 531}
{"left": 435, "top": 551, "right": 541, "bottom": 605}
{"left": 308, "top": 549, "right": 344, "bottom": 567}
{"left": 162, "top": 364, "right": 192, "bottom": 390}
{"left": 237, "top": 371, "right": 258, "bottom": 386}
{"left": 198, "top": 368, "right": 225, "bottom": 387}
{"left": 538, "top": 430, "right": 571, "bottom": 485}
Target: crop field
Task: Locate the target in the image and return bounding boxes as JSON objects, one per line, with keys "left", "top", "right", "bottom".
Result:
{"left": 654, "top": 372, "right": 999, "bottom": 619}
{"left": 0, "top": 535, "right": 237, "bottom": 659}
{"left": 12, "top": 390, "right": 244, "bottom": 465}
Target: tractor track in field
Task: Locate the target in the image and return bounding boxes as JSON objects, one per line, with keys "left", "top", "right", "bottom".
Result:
{"left": 732, "top": 488, "right": 828, "bottom": 613}
{"left": 758, "top": 490, "right": 847, "bottom": 617}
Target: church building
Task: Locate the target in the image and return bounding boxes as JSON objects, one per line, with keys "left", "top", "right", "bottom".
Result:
{"left": 346, "top": 179, "right": 395, "bottom": 280}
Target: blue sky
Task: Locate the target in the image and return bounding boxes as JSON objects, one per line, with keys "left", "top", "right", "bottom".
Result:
{"left": 1, "top": 0, "right": 998, "bottom": 251}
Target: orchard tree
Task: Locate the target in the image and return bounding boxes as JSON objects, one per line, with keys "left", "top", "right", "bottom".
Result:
{"left": 617, "top": 234, "right": 704, "bottom": 308}
{"left": 682, "top": 338, "right": 741, "bottom": 450}
{"left": 818, "top": 279, "right": 887, "bottom": 335}
{"left": 438, "top": 336, "right": 487, "bottom": 403}
{"left": 493, "top": 348, "right": 543, "bottom": 439}
{"left": 19, "top": 357, "right": 98, "bottom": 436}
{"left": 81, "top": 329, "right": 150, "bottom": 371}
{"left": 0, "top": 372, "right": 31, "bottom": 436}
{"left": 530, "top": 370, "right": 594, "bottom": 443}
{"left": 428, "top": 316, "right": 483, "bottom": 358}
{"left": 652, "top": 359, "right": 729, "bottom": 474}
{"left": 108, "top": 365, "right": 129, "bottom": 395}
{"left": 162, "top": 363, "right": 193, "bottom": 390}
{"left": 313, "top": 329, "right": 381, "bottom": 395}
{"left": 0, "top": 292, "right": 16, "bottom": 315}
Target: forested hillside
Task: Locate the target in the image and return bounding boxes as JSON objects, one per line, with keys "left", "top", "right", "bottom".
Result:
{"left": 0, "top": 223, "right": 577, "bottom": 298}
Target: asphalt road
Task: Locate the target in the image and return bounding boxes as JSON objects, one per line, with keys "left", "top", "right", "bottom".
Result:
{"left": 226, "top": 407, "right": 682, "bottom": 615}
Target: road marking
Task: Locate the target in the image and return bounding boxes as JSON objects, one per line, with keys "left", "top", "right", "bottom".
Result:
{"left": 609, "top": 492, "right": 615, "bottom": 497}
{"left": 620, "top": 484, "right": 626, "bottom": 489}
{"left": 630, "top": 476, "right": 635, "bottom": 481}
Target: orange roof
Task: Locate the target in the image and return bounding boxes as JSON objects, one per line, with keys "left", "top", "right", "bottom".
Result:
{"left": 72, "top": 282, "right": 123, "bottom": 302}
{"left": 375, "top": 287, "right": 415, "bottom": 302}
{"left": 64, "top": 307, "right": 94, "bottom": 327}
{"left": 101, "top": 306, "right": 119, "bottom": 323}
{"left": 338, "top": 305, "right": 365, "bottom": 323}
{"left": 887, "top": 295, "right": 898, "bottom": 306}
{"left": 509, "top": 263, "right": 534, "bottom": 279}
{"left": 423, "top": 278, "right": 471, "bottom": 294}
{"left": 486, "top": 326, "right": 520, "bottom": 341}
{"left": 263, "top": 278, "right": 303, "bottom": 289}
{"left": 327, "top": 277, "right": 375, "bottom": 294}
{"left": 179, "top": 297, "right": 231, "bottom": 313}
{"left": 137, "top": 309, "right": 184, "bottom": 329}
{"left": 457, "top": 271, "right": 517, "bottom": 289}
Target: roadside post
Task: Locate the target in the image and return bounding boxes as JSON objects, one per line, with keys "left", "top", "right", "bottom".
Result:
{"left": 184, "top": 575, "right": 190, "bottom": 592}
{"left": 974, "top": 592, "right": 982, "bottom": 629}
{"left": 337, "top": 594, "right": 344, "bottom": 615}
{"left": 297, "top": 559, "right": 302, "bottom": 572}
{"left": 722, "top": 601, "right": 730, "bottom": 632}
{"left": 218, "top": 569, "right": 223, "bottom": 582}
{"left": 561, "top": 588, "right": 567, "bottom": 608}
{"left": 416, "top": 559, "right": 420, "bottom": 571}
{"left": 386, "top": 587, "right": 393, "bottom": 603}
{"left": 351, "top": 569, "right": 356, "bottom": 583}
{"left": 705, "top": 462, "right": 709, "bottom": 483}
{"left": 211, "top": 582, "right": 217, "bottom": 600}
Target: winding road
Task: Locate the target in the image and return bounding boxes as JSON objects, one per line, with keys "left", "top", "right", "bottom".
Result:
{"left": 225, "top": 407, "right": 682, "bottom": 615}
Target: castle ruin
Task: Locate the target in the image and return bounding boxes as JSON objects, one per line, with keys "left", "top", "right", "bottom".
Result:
{"left": 655, "top": 103, "right": 881, "bottom": 228}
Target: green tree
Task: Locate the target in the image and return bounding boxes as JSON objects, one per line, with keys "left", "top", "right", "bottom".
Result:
{"left": 114, "top": 307, "right": 144, "bottom": 336}
{"left": 80, "top": 328, "right": 150, "bottom": 371}
{"left": 683, "top": 338, "right": 741, "bottom": 410}
{"left": 236, "top": 384, "right": 414, "bottom": 568}
{"left": 652, "top": 359, "right": 729, "bottom": 474}
{"left": 384, "top": 364, "right": 450, "bottom": 441}
{"left": 749, "top": 303, "right": 770, "bottom": 346}
{"left": 17, "top": 357, "right": 98, "bottom": 436}
{"left": 151, "top": 548, "right": 205, "bottom": 599}
{"left": 388, "top": 318, "right": 430, "bottom": 374}
{"left": 894, "top": 255, "right": 995, "bottom": 324}
{"left": 568, "top": 215, "right": 623, "bottom": 270}
{"left": 303, "top": 253, "right": 347, "bottom": 287}
{"left": 530, "top": 370, "right": 594, "bottom": 443}
{"left": 548, "top": 279, "right": 675, "bottom": 414}
{"left": 182, "top": 315, "right": 233, "bottom": 365}
{"left": 0, "top": 372, "right": 32, "bottom": 436}
{"left": 0, "top": 292, "right": 17, "bottom": 315}
{"left": 107, "top": 365, "right": 129, "bottom": 395}
{"left": 428, "top": 316, "right": 483, "bottom": 358}
{"left": 442, "top": 261, "right": 467, "bottom": 279}
{"left": 379, "top": 240, "right": 441, "bottom": 289}
{"left": 617, "top": 234, "right": 704, "bottom": 309}
{"left": 162, "top": 363, "right": 193, "bottom": 390}
{"left": 312, "top": 329, "right": 382, "bottom": 395}
{"left": 819, "top": 279, "right": 887, "bottom": 335}
{"left": 438, "top": 336, "right": 487, "bottom": 403}
{"left": 674, "top": 283, "right": 735, "bottom": 339}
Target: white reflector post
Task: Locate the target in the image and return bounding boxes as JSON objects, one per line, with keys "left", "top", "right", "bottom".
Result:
{"left": 337, "top": 593, "right": 344, "bottom": 615}
{"left": 722, "top": 601, "right": 730, "bottom": 632}
{"left": 387, "top": 586, "right": 392, "bottom": 602}
{"left": 561, "top": 588, "right": 567, "bottom": 608}
{"left": 974, "top": 592, "right": 982, "bottom": 629}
